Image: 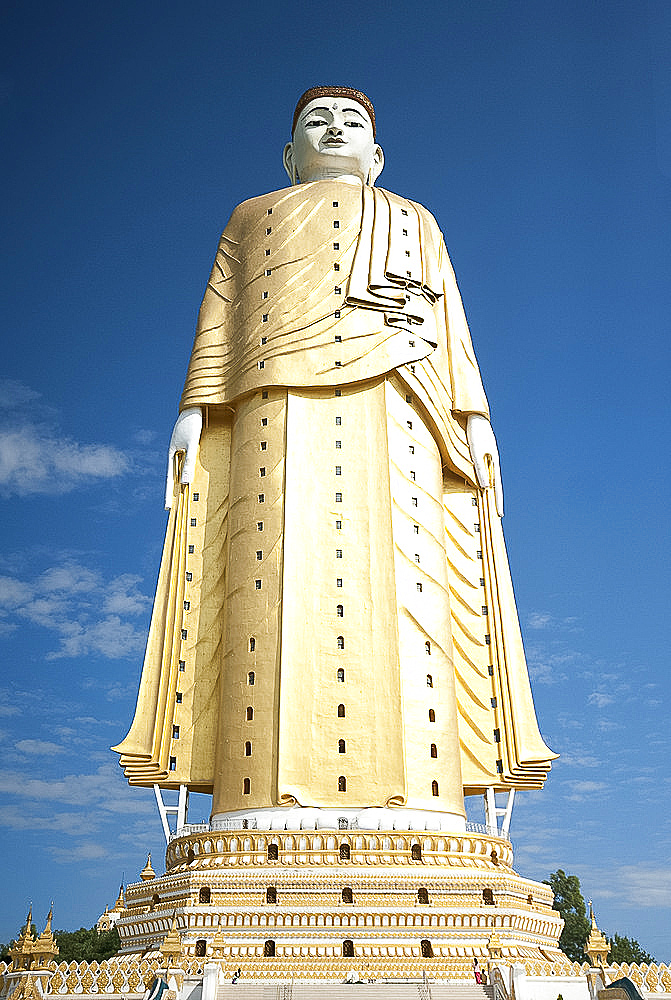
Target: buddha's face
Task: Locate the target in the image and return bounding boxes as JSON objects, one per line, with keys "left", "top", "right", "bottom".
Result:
{"left": 284, "top": 96, "right": 384, "bottom": 184}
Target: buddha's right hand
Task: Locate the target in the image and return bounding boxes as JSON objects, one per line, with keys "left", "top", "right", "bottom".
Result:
{"left": 164, "top": 407, "right": 203, "bottom": 509}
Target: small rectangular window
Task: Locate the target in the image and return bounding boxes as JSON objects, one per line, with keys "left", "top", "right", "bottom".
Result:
{"left": 335, "top": 440, "right": 341, "bottom": 448}
{"left": 188, "top": 545, "right": 194, "bottom": 553}
{"left": 409, "top": 445, "right": 414, "bottom": 454}
{"left": 335, "top": 466, "right": 341, "bottom": 475}
{"left": 335, "top": 389, "right": 341, "bottom": 397}
{"left": 406, "top": 250, "right": 411, "bottom": 257}
{"left": 192, "top": 492, "right": 199, "bottom": 501}
{"left": 179, "top": 660, "right": 186, "bottom": 671}
{"left": 265, "top": 268, "right": 272, "bottom": 276}
{"left": 472, "top": 497, "right": 479, "bottom": 506}
{"left": 494, "top": 728, "right": 501, "bottom": 742}
{"left": 176, "top": 692, "right": 182, "bottom": 704}
{"left": 262, "top": 390, "right": 268, "bottom": 399}
{"left": 482, "top": 606, "right": 488, "bottom": 615}
{"left": 410, "top": 471, "right": 416, "bottom": 481}
{"left": 262, "top": 417, "right": 268, "bottom": 426}
{"left": 265, "top": 248, "right": 271, "bottom": 256}
{"left": 334, "top": 310, "right": 341, "bottom": 318}
{"left": 403, "top": 228, "right": 408, "bottom": 236}
{"left": 335, "top": 416, "right": 341, "bottom": 425}
{"left": 416, "top": 582, "right": 423, "bottom": 592}
{"left": 496, "top": 759, "right": 504, "bottom": 774}
{"left": 480, "top": 577, "right": 486, "bottom": 586}
{"left": 336, "top": 549, "right": 343, "bottom": 558}
{"left": 257, "top": 521, "right": 264, "bottom": 531}
{"left": 262, "top": 314, "right": 269, "bottom": 322}
{"left": 401, "top": 209, "right": 408, "bottom": 216}
{"left": 412, "top": 497, "right": 418, "bottom": 506}
{"left": 184, "top": 601, "right": 190, "bottom": 610}
{"left": 333, "top": 221, "right": 340, "bottom": 229}
{"left": 334, "top": 286, "right": 341, "bottom": 294}
{"left": 186, "top": 572, "right": 192, "bottom": 581}
{"left": 261, "top": 336, "right": 267, "bottom": 345}
{"left": 169, "top": 756, "right": 177, "bottom": 771}
{"left": 258, "top": 360, "right": 265, "bottom": 369}
{"left": 336, "top": 578, "right": 343, "bottom": 587}
{"left": 336, "top": 492, "right": 342, "bottom": 502}
{"left": 173, "top": 725, "right": 180, "bottom": 739}
{"left": 181, "top": 629, "right": 187, "bottom": 639}
{"left": 488, "top": 665, "right": 495, "bottom": 676}
{"left": 409, "top": 339, "right": 415, "bottom": 347}
{"left": 406, "top": 394, "right": 413, "bottom": 403}
{"left": 333, "top": 243, "right": 339, "bottom": 250}
{"left": 335, "top": 361, "right": 342, "bottom": 367}
{"left": 474, "top": 523, "right": 480, "bottom": 532}
{"left": 258, "top": 493, "right": 265, "bottom": 503}
{"left": 410, "top": 364, "right": 415, "bottom": 373}
{"left": 413, "top": 525, "right": 419, "bottom": 534}
{"left": 260, "top": 467, "right": 266, "bottom": 477}
{"left": 491, "top": 697, "right": 497, "bottom": 707}
{"left": 334, "top": 263, "right": 340, "bottom": 271}
{"left": 266, "top": 227, "right": 272, "bottom": 235}
{"left": 485, "top": 634, "right": 491, "bottom": 645}
{"left": 407, "top": 420, "right": 412, "bottom": 430}
{"left": 256, "top": 550, "right": 263, "bottom": 561}
{"left": 336, "top": 519, "right": 342, "bottom": 529}
{"left": 333, "top": 201, "right": 339, "bottom": 207}
{"left": 190, "top": 518, "right": 197, "bottom": 526}
{"left": 477, "top": 550, "right": 483, "bottom": 559}
{"left": 335, "top": 334, "right": 342, "bottom": 343}
{"left": 260, "top": 441, "right": 267, "bottom": 450}
{"left": 414, "top": 553, "right": 420, "bottom": 563}
{"left": 255, "top": 579, "right": 262, "bottom": 590}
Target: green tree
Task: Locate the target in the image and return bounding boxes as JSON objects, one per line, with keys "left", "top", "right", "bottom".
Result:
{"left": 543, "top": 869, "right": 591, "bottom": 963}
{"left": 53, "top": 927, "right": 120, "bottom": 963}
{"left": 608, "top": 933, "right": 655, "bottom": 965}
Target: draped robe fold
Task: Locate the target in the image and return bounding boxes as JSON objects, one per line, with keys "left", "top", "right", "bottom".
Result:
{"left": 113, "top": 180, "right": 556, "bottom": 811}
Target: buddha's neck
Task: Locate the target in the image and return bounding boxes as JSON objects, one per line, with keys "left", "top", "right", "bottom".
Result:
{"left": 301, "top": 169, "right": 363, "bottom": 185}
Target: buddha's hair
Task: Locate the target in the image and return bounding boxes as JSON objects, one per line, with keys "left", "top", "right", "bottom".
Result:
{"left": 292, "top": 86, "right": 376, "bottom": 138}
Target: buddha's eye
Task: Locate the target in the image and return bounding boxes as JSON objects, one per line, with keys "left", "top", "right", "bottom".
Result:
{"left": 305, "top": 117, "right": 327, "bottom": 128}
{"left": 344, "top": 120, "right": 364, "bottom": 127}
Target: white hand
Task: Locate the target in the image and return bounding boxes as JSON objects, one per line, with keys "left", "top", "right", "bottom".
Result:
{"left": 466, "top": 413, "right": 504, "bottom": 517}
{"left": 164, "top": 407, "right": 203, "bottom": 510}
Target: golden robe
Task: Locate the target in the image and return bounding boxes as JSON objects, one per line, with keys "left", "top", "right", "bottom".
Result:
{"left": 114, "top": 180, "right": 555, "bottom": 815}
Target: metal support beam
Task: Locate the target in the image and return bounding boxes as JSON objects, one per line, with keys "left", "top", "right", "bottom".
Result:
{"left": 483, "top": 787, "right": 515, "bottom": 837}
{"left": 153, "top": 784, "right": 190, "bottom": 844}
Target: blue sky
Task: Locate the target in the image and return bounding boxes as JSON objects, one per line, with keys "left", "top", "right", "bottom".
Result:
{"left": 1, "top": 0, "right": 670, "bottom": 961}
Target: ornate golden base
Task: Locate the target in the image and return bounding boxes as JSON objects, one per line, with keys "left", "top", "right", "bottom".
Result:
{"left": 117, "top": 829, "right": 564, "bottom": 977}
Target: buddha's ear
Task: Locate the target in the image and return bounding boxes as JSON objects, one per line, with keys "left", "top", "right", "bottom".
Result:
{"left": 369, "top": 144, "right": 384, "bottom": 184}
{"left": 283, "top": 142, "right": 297, "bottom": 184}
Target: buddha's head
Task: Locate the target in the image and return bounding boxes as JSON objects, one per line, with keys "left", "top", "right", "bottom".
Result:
{"left": 284, "top": 86, "right": 384, "bottom": 186}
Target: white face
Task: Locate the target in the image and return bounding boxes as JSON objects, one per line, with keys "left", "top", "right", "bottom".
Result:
{"left": 284, "top": 97, "right": 384, "bottom": 184}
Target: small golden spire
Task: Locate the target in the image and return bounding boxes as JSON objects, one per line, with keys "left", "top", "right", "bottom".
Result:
{"left": 140, "top": 853, "right": 156, "bottom": 881}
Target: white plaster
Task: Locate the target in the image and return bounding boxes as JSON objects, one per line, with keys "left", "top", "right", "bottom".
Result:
{"left": 209, "top": 805, "right": 466, "bottom": 833}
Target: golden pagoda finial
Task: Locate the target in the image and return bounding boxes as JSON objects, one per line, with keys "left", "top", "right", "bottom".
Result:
{"left": 586, "top": 901, "right": 609, "bottom": 967}
{"left": 24, "top": 905, "right": 33, "bottom": 936}
{"left": 159, "top": 911, "right": 182, "bottom": 962}
{"left": 113, "top": 883, "right": 126, "bottom": 910}
{"left": 44, "top": 904, "right": 53, "bottom": 934}
{"left": 140, "top": 853, "right": 156, "bottom": 881}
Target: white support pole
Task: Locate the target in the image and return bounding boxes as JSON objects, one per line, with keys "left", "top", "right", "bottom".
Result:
{"left": 483, "top": 787, "right": 515, "bottom": 837}
{"left": 153, "top": 785, "right": 190, "bottom": 845}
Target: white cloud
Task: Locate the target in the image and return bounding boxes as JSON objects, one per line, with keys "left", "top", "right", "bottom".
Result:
{"left": 0, "top": 560, "right": 150, "bottom": 660}
{"left": 15, "top": 739, "right": 66, "bottom": 755}
{"left": 588, "top": 691, "right": 616, "bottom": 708}
{"left": 526, "top": 611, "right": 580, "bottom": 631}
{"left": 588, "top": 865, "right": 671, "bottom": 909}
{"left": 0, "top": 379, "right": 129, "bottom": 496}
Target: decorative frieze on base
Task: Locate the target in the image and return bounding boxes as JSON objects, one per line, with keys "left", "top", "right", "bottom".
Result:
{"left": 116, "top": 830, "right": 565, "bottom": 975}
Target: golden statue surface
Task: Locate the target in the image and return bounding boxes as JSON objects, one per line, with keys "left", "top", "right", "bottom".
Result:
{"left": 113, "top": 86, "right": 555, "bottom": 831}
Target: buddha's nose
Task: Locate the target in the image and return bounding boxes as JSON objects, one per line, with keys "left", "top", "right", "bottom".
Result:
{"left": 326, "top": 123, "right": 343, "bottom": 136}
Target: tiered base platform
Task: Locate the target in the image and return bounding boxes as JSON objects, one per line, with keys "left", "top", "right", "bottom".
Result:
{"left": 117, "top": 828, "right": 564, "bottom": 976}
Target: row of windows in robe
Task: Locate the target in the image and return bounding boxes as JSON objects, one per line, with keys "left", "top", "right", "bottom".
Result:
{"left": 192, "top": 938, "right": 437, "bottom": 959}
{"left": 162, "top": 883, "right": 498, "bottom": 909}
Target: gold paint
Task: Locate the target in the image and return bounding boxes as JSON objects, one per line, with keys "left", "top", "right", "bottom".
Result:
{"left": 113, "top": 177, "right": 555, "bottom": 817}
